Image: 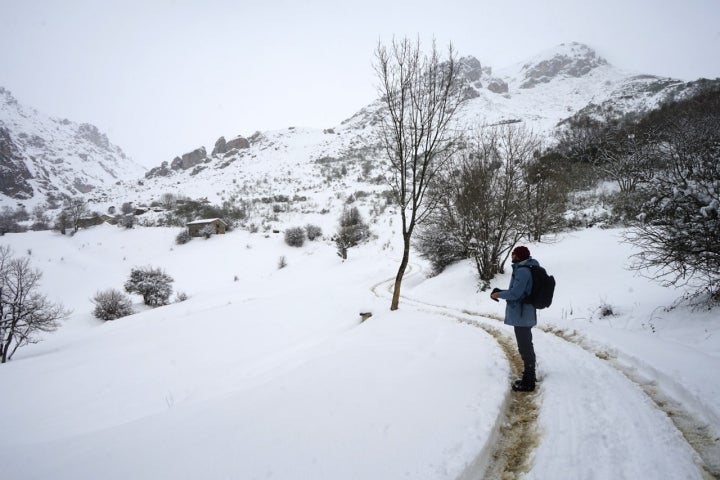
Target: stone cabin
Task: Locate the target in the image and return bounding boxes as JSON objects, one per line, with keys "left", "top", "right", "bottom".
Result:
{"left": 186, "top": 218, "right": 227, "bottom": 237}
{"left": 76, "top": 215, "right": 105, "bottom": 229}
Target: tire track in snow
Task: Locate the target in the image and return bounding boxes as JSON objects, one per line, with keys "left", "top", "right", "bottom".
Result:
{"left": 539, "top": 324, "right": 720, "bottom": 480}
{"left": 454, "top": 318, "right": 540, "bottom": 480}
{"left": 374, "top": 266, "right": 717, "bottom": 478}
{"left": 371, "top": 275, "right": 540, "bottom": 479}
{"left": 422, "top": 296, "right": 718, "bottom": 479}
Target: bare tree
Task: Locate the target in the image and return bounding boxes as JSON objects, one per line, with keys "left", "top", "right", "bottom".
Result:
{"left": 0, "top": 246, "right": 68, "bottom": 362}
{"left": 626, "top": 104, "right": 720, "bottom": 300}
{"left": 375, "top": 37, "right": 465, "bottom": 310}
{"left": 595, "top": 127, "right": 660, "bottom": 193}
{"left": 160, "top": 192, "right": 178, "bottom": 209}
{"left": 521, "top": 151, "right": 570, "bottom": 241}
{"left": 418, "top": 124, "right": 560, "bottom": 283}
{"left": 460, "top": 125, "right": 535, "bottom": 287}
{"left": 63, "top": 197, "right": 89, "bottom": 233}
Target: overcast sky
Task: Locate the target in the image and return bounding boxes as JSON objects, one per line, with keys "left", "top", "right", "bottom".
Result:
{"left": 2, "top": 0, "right": 719, "bottom": 169}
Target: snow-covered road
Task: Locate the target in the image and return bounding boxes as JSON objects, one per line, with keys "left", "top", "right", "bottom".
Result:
{"left": 397, "top": 272, "right": 717, "bottom": 479}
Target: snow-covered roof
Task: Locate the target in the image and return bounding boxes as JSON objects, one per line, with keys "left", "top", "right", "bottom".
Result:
{"left": 186, "top": 218, "right": 227, "bottom": 225}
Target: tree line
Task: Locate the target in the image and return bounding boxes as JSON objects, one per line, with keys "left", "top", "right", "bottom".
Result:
{"left": 375, "top": 38, "right": 720, "bottom": 304}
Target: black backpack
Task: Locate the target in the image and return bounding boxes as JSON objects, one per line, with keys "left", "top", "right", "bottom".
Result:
{"left": 519, "top": 265, "right": 556, "bottom": 309}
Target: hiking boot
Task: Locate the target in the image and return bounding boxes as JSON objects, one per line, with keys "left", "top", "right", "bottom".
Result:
{"left": 512, "top": 379, "right": 535, "bottom": 392}
{"left": 512, "top": 369, "right": 536, "bottom": 392}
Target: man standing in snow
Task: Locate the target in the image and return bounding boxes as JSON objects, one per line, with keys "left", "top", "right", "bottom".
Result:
{"left": 491, "top": 246, "right": 538, "bottom": 392}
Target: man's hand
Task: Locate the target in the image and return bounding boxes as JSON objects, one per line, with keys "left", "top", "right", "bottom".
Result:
{"left": 491, "top": 288, "right": 502, "bottom": 302}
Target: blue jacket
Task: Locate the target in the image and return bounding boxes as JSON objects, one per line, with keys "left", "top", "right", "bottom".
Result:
{"left": 498, "top": 258, "right": 539, "bottom": 327}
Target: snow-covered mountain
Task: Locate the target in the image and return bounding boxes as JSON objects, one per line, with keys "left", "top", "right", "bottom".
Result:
{"left": 102, "top": 43, "right": 704, "bottom": 210}
{"left": 0, "top": 86, "right": 145, "bottom": 207}
{"left": 1, "top": 42, "right": 712, "bottom": 212}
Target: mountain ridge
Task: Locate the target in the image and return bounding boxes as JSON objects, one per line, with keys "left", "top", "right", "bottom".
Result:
{"left": 0, "top": 42, "right": 714, "bottom": 214}
{"left": 0, "top": 86, "right": 145, "bottom": 206}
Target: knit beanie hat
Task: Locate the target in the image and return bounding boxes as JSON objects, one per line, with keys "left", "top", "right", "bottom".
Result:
{"left": 513, "top": 246, "right": 531, "bottom": 261}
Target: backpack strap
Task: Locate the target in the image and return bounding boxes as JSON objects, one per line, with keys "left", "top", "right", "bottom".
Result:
{"left": 516, "top": 265, "right": 534, "bottom": 304}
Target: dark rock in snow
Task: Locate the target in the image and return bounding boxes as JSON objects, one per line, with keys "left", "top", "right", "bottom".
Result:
{"left": 0, "top": 127, "right": 34, "bottom": 199}
{"left": 145, "top": 161, "right": 174, "bottom": 178}
{"left": 212, "top": 136, "right": 227, "bottom": 156}
{"left": 487, "top": 79, "right": 509, "bottom": 94}
{"left": 225, "top": 136, "right": 250, "bottom": 151}
{"left": 171, "top": 147, "right": 208, "bottom": 170}
{"left": 520, "top": 42, "right": 608, "bottom": 89}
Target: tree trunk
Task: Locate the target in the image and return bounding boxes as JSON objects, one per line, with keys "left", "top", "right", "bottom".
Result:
{"left": 390, "top": 235, "right": 411, "bottom": 310}
{"left": 1, "top": 333, "right": 11, "bottom": 363}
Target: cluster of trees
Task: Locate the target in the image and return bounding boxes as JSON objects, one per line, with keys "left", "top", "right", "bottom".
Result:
{"left": 375, "top": 37, "right": 720, "bottom": 305}
{"left": 1, "top": 193, "right": 249, "bottom": 238}
{"left": 0, "top": 204, "right": 57, "bottom": 234}
{"left": 374, "top": 38, "right": 575, "bottom": 301}
{"left": 168, "top": 199, "right": 246, "bottom": 229}
{"left": 415, "top": 124, "right": 570, "bottom": 288}
{"left": 548, "top": 82, "right": 720, "bottom": 299}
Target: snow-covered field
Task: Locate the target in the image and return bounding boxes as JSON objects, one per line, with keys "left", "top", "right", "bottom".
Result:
{"left": 1, "top": 223, "right": 718, "bottom": 479}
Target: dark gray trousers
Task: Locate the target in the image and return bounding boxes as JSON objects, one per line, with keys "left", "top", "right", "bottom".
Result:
{"left": 514, "top": 326, "right": 536, "bottom": 374}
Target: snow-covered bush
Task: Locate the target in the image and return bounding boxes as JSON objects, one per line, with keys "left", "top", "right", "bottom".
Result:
{"left": 200, "top": 224, "right": 215, "bottom": 239}
{"left": 305, "top": 224, "right": 323, "bottom": 241}
{"left": 124, "top": 266, "right": 174, "bottom": 307}
{"left": 414, "top": 226, "right": 467, "bottom": 277}
{"left": 284, "top": 227, "right": 306, "bottom": 247}
{"left": 175, "top": 229, "right": 191, "bottom": 245}
{"left": 92, "top": 289, "right": 134, "bottom": 321}
{"left": 119, "top": 215, "right": 135, "bottom": 229}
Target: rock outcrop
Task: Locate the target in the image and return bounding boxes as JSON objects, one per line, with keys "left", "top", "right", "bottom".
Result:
{"left": 0, "top": 127, "right": 33, "bottom": 199}
{"left": 171, "top": 147, "right": 208, "bottom": 171}
{"left": 519, "top": 42, "right": 609, "bottom": 89}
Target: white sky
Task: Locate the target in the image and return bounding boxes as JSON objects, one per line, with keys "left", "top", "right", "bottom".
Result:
{"left": 2, "top": 0, "right": 719, "bottom": 168}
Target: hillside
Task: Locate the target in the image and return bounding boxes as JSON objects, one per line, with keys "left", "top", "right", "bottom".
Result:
{"left": 0, "top": 222, "right": 717, "bottom": 478}
{"left": 1, "top": 42, "right": 707, "bottom": 216}
{"left": 0, "top": 87, "right": 145, "bottom": 208}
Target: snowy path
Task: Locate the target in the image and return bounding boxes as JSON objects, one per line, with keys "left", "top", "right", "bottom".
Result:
{"left": 383, "top": 268, "right": 714, "bottom": 479}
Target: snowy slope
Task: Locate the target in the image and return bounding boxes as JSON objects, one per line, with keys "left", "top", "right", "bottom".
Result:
{"left": 0, "top": 87, "right": 145, "bottom": 207}
{"left": 1, "top": 42, "right": 704, "bottom": 218}
{"left": 0, "top": 223, "right": 718, "bottom": 479}
{"left": 90, "top": 42, "right": 697, "bottom": 217}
